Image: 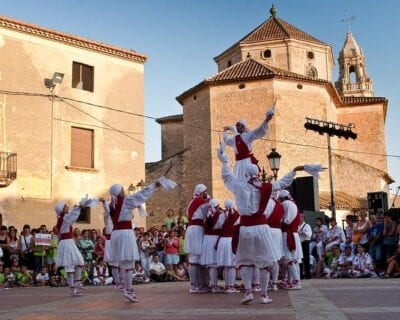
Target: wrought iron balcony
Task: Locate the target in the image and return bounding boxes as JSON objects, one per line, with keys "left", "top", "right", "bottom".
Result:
{"left": 0, "top": 152, "right": 17, "bottom": 187}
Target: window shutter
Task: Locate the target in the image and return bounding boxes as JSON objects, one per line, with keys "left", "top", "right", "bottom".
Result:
{"left": 71, "top": 127, "right": 94, "bottom": 168}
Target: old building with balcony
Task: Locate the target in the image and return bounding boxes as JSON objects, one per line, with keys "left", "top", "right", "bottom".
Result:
{"left": 0, "top": 16, "right": 147, "bottom": 230}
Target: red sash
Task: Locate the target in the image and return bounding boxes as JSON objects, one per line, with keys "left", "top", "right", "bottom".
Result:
{"left": 282, "top": 202, "right": 301, "bottom": 251}
{"left": 267, "top": 199, "right": 284, "bottom": 228}
{"left": 187, "top": 196, "right": 207, "bottom": 226}
{"left": 248, "top": 181, "right": 273, "bottom": 216}
{"left": 234, "top": 135, "right": 260, "bottom": 170}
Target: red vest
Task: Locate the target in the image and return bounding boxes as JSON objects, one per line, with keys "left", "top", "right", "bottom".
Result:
{"left": 55, "top": 213, "right": 73, "bottom": 240}
{"left": 204, "top": 208, "right": 221, "bottom": 236}
{"left": 267, "top": 199, "right": 284, "bottom": 229}
{"left": 234, "top": 135, "right": 260, "bottom": 169}
{"left": 220, "top": 209, "right": 239, "bottom": 237}
{"left": 187, "top": 196, "right": 207, "bottom": 226}
{"left": 110, "top": 196, "right": 132, "bottom": 230}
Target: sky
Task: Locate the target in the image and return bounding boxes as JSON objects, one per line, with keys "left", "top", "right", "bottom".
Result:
{"left": 1, "top": 0, "right": 399, "bottom": 191}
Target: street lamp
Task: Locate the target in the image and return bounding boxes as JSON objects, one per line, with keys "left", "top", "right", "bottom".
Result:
{"left": 267, "top": 148, "right": 281, "bottom": 180}
{"left": 127, "top": 183, "right": 136, "bottom": 195}
{"left": 136, "top": 179, "right": 145, "bottom": 190}
{"left": 44, "top": 72, "right": 64, "bottom": 199}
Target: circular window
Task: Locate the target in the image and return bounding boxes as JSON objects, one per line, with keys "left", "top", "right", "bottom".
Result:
{"left": 297, "top": 84, "right": 303, "bottom": 89}
{"left": 238, "top": 83, "right": 246, "bottom": 89}
{"left": 307, "top": 51, "right": 314, "bottom": 59}
{"left": 263, "top": 49, "right": 271, "bottom": 59}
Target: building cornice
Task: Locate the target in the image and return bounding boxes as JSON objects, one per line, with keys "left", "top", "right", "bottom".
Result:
{"left": 0, "top": 15, "right": 147, "bottom": 64}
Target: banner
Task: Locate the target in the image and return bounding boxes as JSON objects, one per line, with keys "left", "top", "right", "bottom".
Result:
{"left": 35, "top": 233, "right": 52, "bottom": 246}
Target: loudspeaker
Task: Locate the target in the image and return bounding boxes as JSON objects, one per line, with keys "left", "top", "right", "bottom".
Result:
{"left": 367, "top": 192, "right": 388, "bottom": 217}
{"left": 288, "top": 176, "right": 320, "bottom": 212}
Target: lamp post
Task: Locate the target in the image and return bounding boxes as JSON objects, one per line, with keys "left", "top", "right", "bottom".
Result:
{"left": 127, "top": 183, "right": 136, "bottom": 195}
{"left": 267, "top": 148, "right": 281, "bottom": 181}
{"left": 44, "top": 72, "right": 64, "bottom": 199}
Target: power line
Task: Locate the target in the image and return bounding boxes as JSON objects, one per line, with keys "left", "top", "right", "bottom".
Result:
{"left": 53, "top": 118, "right": 144, "bottom": 135}
{"left": 58, "top": 98, "right": 144, "bottom": 145}
{"left": 1, "top": 89, "right": 399, "bottom": 159}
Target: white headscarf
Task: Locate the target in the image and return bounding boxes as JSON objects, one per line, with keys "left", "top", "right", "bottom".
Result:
{"left": 209, "top": 198, "right": 219, "bottom": 208}
{"left": 193, "top": 184, "right": 207, "bottom": 197}
{"left": 244, "top": 164, "right": 259, "bottom": 179}
{"left": 109, "top": 184, "right": 123, "bottom": 209}
{"left": 279, "top": 190, "right": 290, "bottom": 199}
{"left": 55, "top": 201, "right": 66, "bottom": 216}
{"left": 237, "top": 119, "right": 248, "bottom": 129}
{"left": 224, "top": 199, "right": 235, "bottom": 209}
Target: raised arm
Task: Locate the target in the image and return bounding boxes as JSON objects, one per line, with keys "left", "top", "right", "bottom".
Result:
{"left": 271, "top": 166, "right": 304, "bottom": 191}
{"left": 223, "top": 126, "right": 237, "bottom": 147}
{"left": 122, "top": 183, "right": 158, "bottom": 212}
{"left": 217, "top": 142, "right": 241, "bottom": 194}
{"left": 63, "top": 205, "right": 83, "bottom": 225}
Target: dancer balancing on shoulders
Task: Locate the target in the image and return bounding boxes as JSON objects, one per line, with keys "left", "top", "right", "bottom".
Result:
{"left": 217, "top": 141, "right": 305, "bottom": 305}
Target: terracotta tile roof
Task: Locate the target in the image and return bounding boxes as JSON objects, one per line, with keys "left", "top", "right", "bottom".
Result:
{"left": 341, "top": 96, "right": 387, "bottom": 105}
{"left": 320, "top": 191, "right": 367, "bottom": 210}
{"left": 242, "top": 17, "right": 326, "bottom": 45}
{"left": 215, "top": 16, "right": 327, "bottom": 60}
{"left": 207, "top": 58, "right": 275, "bottom": 82}
{"left": 156, "top": 114, "right": 183, "bottom": 124}
{"left": 177, "top": 58, "right": 330, "bottom": 104}
{"left": 0, "top": 16, "right": 147, "bottom": 63}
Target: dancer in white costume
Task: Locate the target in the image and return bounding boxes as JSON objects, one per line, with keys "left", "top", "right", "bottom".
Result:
{"left": 55, "top": 197, "right": 96, "bottom": 296}
{"left": 279, "top": 190, "right": 303, "bottom": 290}
{"left": 200, "top": 198, "right": 223, "bottom": 293}
{"left": 215, "top": 199, "right": 240, "bottom": 293}
{"left": 108, "top": 177, "right": 176, "bottom": 302}
{"left": 217, "top": 142, "right": 304, "bottom": 304}
{"left": 100, "top": 198, "right": 123, "bottom": 290}
{"left": 264, "top": 196, "right": 285, "bottom": 291}
{"left": 223, "top": 103, "right": 275, "bottom": 182}
{"left": 184, "top": 184, "right": 210, "bottom": 293}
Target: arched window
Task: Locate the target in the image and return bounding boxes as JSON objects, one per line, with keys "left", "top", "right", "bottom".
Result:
{"left": 227, "top": 60, "right": 232, "bottom": 67}
{"left": 349, "top": 65, "right": 357, "bottom": 83}
{"left": 263, "top": 49, "right": 271, "bottom": 59}
{"left": 306, "top": 66, "right": 318, "bottom": 78}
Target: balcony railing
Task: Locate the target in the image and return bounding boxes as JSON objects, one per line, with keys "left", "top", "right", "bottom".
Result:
{"left": 0, "top": 152, "right": 17, "bottom": 187}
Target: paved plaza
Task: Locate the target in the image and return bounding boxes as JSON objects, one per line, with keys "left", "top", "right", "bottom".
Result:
{"left": 1, "top": 278, "right": 399, "bottom": 320}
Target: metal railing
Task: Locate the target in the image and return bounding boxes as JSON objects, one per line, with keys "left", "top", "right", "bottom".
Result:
{"left": 0, "top": 152, "right": 17, "bottom": 186}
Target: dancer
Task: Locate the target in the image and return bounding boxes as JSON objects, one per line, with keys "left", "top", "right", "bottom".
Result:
{"left": 184, "top": 184, "right": 210, "bottom": 293}
{"left": 55, "top": 197, "right": 96, "bottom": 296}
{"left": 108, "top": 176, "right": 176, "bottom": 302}
{"left": 217, "top": 142, "right": 304, "bottom": 304}
{"left": 279, "top": 190, "right": 303, "bottom": 290}
{"left": 223, "top": 102, "right": 275, "bottom": 181}
{"left": 215, "top": 199, "right": 240, "bottom": 293}
{"left": 99, "top": 198, "right": 124, "bottom": 290}
{"left": 200, "top": 198, "right": 223, "bottom": 293}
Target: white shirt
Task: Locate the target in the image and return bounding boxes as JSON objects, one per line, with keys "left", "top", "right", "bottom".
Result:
{"left": 221, "top": 164, "right": 295, "bottom": 215}
{"left": 59, "top": 206, "right": 82, "bottom": 234}
{"left": 223, "top": 121, "right": 268, "bottom": 155}
{"left": 118, "top": 184, "right": 156, "bottom": 222}
{"left": 298, "top": 222, "right": 312, "bottom": 241}
{"left": 187, "top": 197, "right": 209, "bottom": 221}
{"left": 102, "top": 201, "right": 113, "bottom": 235}
{"left": 35, "top": 273, "right": 49, "bottom": 282}
{"left": 282, "top": 200, "right": 298, "bottom": 225}
{"left": 150, "top": 261, "right": 166, "bottom": 273}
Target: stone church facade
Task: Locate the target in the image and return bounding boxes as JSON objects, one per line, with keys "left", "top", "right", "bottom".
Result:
{"left": 146, "top": 7, "right": 392, "bottom": 226}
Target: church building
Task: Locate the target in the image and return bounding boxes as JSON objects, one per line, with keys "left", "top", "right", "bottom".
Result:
{"left": 146, "top": 6, "right": 392, "bottom": 225}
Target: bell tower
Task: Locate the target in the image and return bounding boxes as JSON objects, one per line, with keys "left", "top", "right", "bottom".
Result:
{"left": 336, "top": 32, "right": 374, "bottom": 97}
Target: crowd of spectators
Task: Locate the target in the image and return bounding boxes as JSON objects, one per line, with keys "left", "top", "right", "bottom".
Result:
{"left": 2, "top": 208, "right": 400, "bottom": 290}
{"left": 308, "top": 211, "right": 400, "bottom": 279}
{"left": 0, "top": 208, "right": 189, "bottom": 289}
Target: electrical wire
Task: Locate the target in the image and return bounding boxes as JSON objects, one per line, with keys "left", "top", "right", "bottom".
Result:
{"left": 0, "top": 89, "right": 399, "bottom": 159}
